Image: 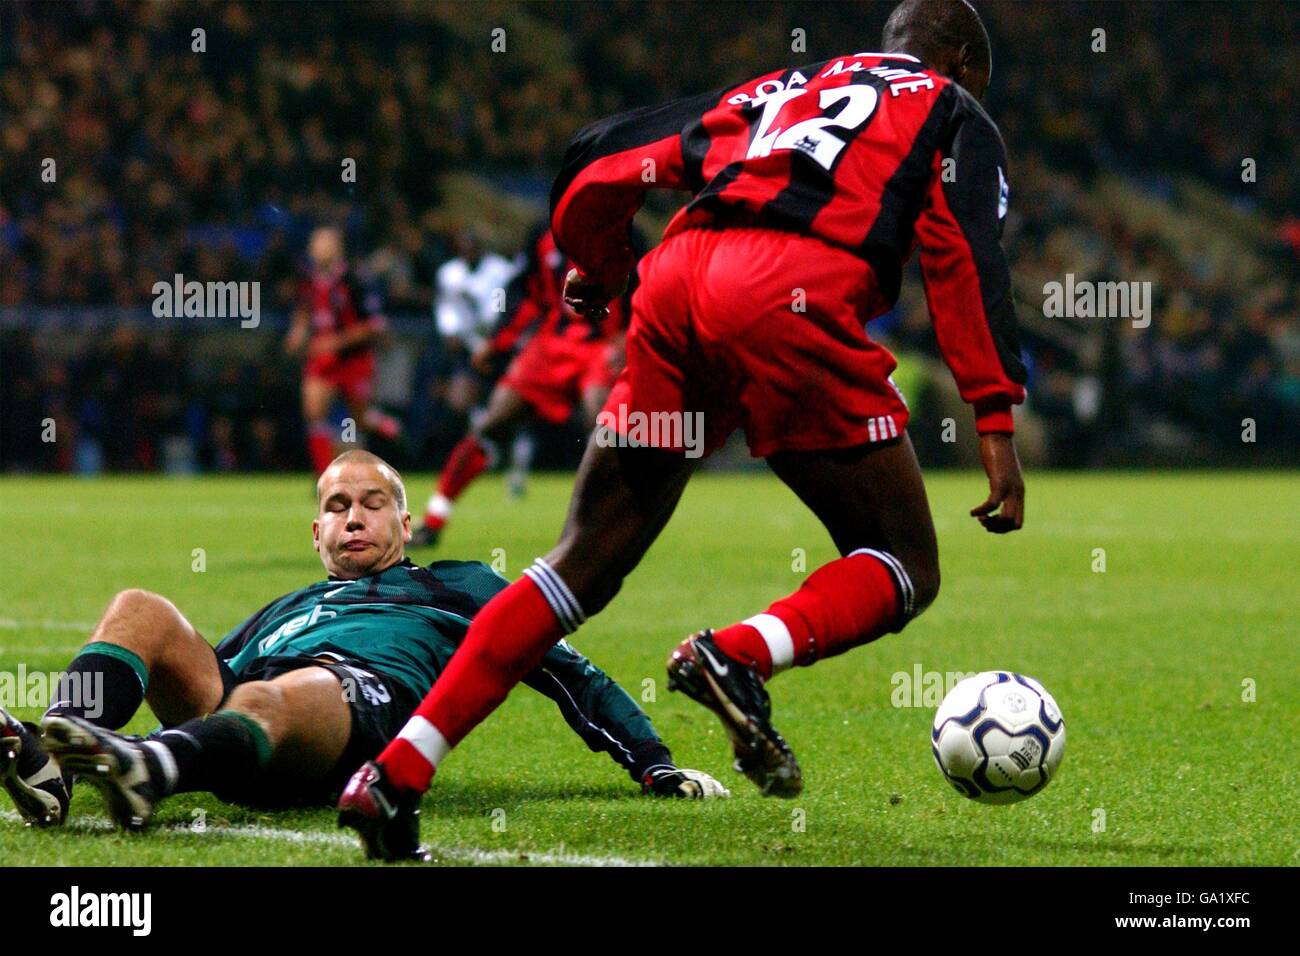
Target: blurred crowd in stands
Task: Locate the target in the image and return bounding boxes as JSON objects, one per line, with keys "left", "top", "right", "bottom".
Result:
{"left": 1, "top": 0, "right": 1297, "bottom": 471}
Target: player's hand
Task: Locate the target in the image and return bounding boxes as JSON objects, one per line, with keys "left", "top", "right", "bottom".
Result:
{"left": 642, "top": 766, "right": 731, "bottom": 799}
{"left": 971, "top": 433, "right": 1025, "bottom": 534}
{"left": 470, "top": 342, "right": 495, "bottom": 375}
{"left": 563, "top": 268, "right": 626, "bottom": 319}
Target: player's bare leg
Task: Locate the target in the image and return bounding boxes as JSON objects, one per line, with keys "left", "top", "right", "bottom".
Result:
{"left": 669, "top": 434, "right": 939, "bottom": 796}
{"left": 2, "top": 590, "right": 223, "bottom": 826}
{"left": 221, "top": 667, "right": 352, "bottom": 778}
{"left": 29, "top": 588, "right": 223, "bottom": 732}
{"left": 544, "top": 434, "right": 696, "bottom": 613}
{"left": 412, "top": 383, "right": 532, "bottom": 547}
{"left": 44, "top": 665, "right": 357, "bottom": 832}
{"left": 767, "top": 434, "right": 940, "bottom": 607}
{"left": 303, "top": 376, "right": 340, "bottom": 475}
{"left": 580, "top": 384, "right": 611, "bottom": 428}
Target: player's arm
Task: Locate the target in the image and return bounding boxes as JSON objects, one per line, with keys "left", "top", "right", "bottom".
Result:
{"left": 913, "top": 89, "right": 1028, "bottom": 533}
{"left": 550, "top": 89, "right": 720, "bottom": 313}
{"left": 284, "top": 282, "right": 311, "bottom": 357}
{"left": 521, "top": 640, "right": 728, "bottom": 798}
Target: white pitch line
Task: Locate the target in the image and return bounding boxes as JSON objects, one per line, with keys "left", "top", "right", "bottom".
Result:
{"left": 0, "top": 619, "right": 98, "bottom": 633}
{"left": 0, "top": 810, "right": 660, "bottom": 867}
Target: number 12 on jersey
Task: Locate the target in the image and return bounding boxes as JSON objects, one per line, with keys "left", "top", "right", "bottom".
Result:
{"left": 745, "top": 83, "right": 879, "bottom": 171}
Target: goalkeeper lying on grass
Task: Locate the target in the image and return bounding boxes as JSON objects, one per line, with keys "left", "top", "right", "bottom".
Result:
{"left": 0, "top": 450, "right": 725, "bottom": 858}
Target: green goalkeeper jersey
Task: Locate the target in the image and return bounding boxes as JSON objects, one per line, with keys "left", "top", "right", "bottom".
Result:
{"left": 214, "top": 558, "right": 671, "bottom": 781}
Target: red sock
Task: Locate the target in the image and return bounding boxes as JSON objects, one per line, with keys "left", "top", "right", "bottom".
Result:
{"left": 307, "top": 425, "right": 335, "bottom": 474}
{"left": 712, "top": 551, "right": 905, "bottom": 680}
{"left": 437, "top": 436, "right": 490, "bottom": 500}
{"left": 378, "top": 564, "right": 577, "bottom": 792}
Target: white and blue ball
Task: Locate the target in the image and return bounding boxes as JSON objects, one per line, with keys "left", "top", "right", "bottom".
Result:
{"left": 931, "top": 671, "right": 1065, "bottom": 805}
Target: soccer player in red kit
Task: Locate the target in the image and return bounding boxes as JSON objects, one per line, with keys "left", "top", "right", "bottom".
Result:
{"left": 285, "top": 226, "right": 400, "bottom": 474}
{"left": 410, "top": 226, "right": 629, "bottom": 547}
{"left": 340, "top": 0, "right": 1028, "bottom": 857}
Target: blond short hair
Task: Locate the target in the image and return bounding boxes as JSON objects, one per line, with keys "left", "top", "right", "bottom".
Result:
{"left": 316, "top": 450, "right": 407, "bottom": 513}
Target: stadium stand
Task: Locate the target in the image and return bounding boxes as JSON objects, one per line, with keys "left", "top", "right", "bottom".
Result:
{"left": 1, "top": 1, "right": 1296, "bottom": 471}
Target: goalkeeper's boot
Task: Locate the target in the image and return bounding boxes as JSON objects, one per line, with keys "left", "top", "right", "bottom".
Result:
{"left": 667, "top": 629, "right": 803, "bottom": 798}
{"left": 337, "top": 761, "right": 431, "bottom": 862}
{"left": 41, "top": 715, "right": 160, "bottom": 831}
{"left": 0, "top": 706, "right": 69, "bottom": 827}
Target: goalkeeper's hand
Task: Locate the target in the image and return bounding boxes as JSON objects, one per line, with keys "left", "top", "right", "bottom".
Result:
{"left": 642, "top": 765, "right": 731, "bottom": 799}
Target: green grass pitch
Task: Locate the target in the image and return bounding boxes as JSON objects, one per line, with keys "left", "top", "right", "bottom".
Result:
{"left": 1, "top": 469, "right": 1295, "bottom": 866}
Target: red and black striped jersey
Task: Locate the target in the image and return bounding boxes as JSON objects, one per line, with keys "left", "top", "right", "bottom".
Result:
{"left": 550, "top": 51, "right": 1026, "bottom": 430}
{"left": 490, "top": 226, "right": 628, "bottom": 354}
{"left": 299, "top": 262, "right": 386, "bottom": 353}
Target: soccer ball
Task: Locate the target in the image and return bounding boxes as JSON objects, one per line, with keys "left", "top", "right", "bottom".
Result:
{"left": 931, "top": 671, "right": 1065, "bottom": 804}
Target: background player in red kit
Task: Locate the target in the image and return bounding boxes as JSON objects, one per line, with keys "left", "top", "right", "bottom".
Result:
{"left": 284, "top": 226, "right": 400, "bottom": 474}
{"left": 341, "top": 0, "right": 1029, "bottom": 858}
{"left": 410, "top": 226, "right": 629, "bottom": 547}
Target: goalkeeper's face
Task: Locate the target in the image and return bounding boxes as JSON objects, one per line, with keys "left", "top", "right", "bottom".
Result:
{"left": 313, "top": 460, "right": 412, "bottom": 579}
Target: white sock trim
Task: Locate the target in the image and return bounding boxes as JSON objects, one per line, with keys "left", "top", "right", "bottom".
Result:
{"left": 535, "top": 558, "right": 585, "bottom": 626}
{"left": 744, "top": 613, "right": 795, "bottom": 674}
{"left": 426, "top": 493, "right": 453, "bottom": 520}
{"left": 522, "top": 558, "right": 586, "bottom": 634}
{"left": 143, "top": 740, "right": 178, "bottom": 792}
{"left": 525, "top": 566, "right": 574, "bottom": 632}
{"left": 399, "top": 715, "right": 451, "bottom": 768}
{"left": 848, "top": 547, "right": 915, "bottom": 621}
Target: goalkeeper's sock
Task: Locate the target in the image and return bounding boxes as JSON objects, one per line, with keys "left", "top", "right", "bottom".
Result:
{"left": 711, "top": 550, "right": 908, "bottom": 680}
{"left": 149, "top": 711, "right": 272, "bottom": 796}
{"left": 380, "top": 560, "right": 581, "bottom": 793}
{"left": 44, "top": 642, "right": 148, "bottom": 730}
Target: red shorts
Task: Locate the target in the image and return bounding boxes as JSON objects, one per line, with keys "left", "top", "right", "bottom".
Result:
{"left": 306, "top": 352, "right": 375, "bottom": 406}
{"left": 603, "top": 227, "right": 908, "bottom": 458}
{"left": 500, "top": 333, "right": 618, "bottom": 425}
